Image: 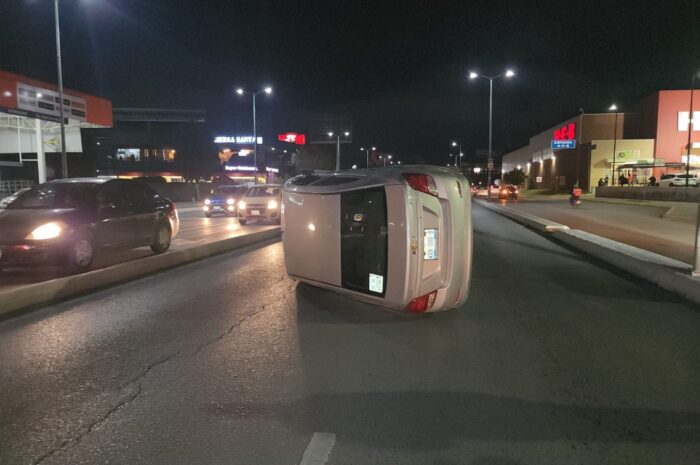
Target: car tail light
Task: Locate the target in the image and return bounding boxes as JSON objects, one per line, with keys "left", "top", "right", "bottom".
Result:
{"left": 405, "top": 290, "right": 437, "bottom": 312}
{"left": 403, "top": 173, "right": 438, "bottom": 197}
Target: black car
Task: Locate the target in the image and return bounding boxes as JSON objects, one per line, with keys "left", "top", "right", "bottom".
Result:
{"left": 0, "top": 178, "right": 179, "bottom": 272}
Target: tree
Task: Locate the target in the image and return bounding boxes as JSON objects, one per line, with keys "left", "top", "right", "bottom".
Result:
{"left": 503, "top": 168, "right": 526, "bottom": 186}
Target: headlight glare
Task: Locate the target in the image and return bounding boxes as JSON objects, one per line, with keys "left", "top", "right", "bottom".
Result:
{"left": 268, "top": 199, "right": 278, "bottom": 209}
{"left": 204, "top": 198, "right": 211, "bottom": 205}
{"left": 226, "top": 198, "right": 235, "bottom": 206}
{"left": 26, "top": 222, "right": 63, "bottom": 240}
{"left": 238, "top": 200, "right": 246, "bottom": 210}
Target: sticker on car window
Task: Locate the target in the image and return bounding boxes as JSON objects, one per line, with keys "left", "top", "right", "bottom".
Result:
{"left": 424, "top": 228, "right": 438, "bottom": 260}
{"left": 369, "top": 273, "right": 384, "bottom": 293}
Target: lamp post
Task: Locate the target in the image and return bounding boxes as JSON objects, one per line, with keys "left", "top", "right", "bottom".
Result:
{"left": 469, "top": 69, "right": 515, "bottom": 199}
{"left": 609, "top": 104, "right": 619, "bottom": 185}
{"left": 236, "top": 86, "right": 272, "bottom": 184}
{"left": 53, "top": 0, "right": 68, "bottom": 178}
{"left": 451, "top": 141, "right": 463, "bottom": 169}
{"left": 685, "top": 72, "right": 697, "bottom": 187}
{"left": 328, "top": 131, "right": 350, "bottom": 170}
{"left": 360, "top": 146, "right": 376, "bottom": 168}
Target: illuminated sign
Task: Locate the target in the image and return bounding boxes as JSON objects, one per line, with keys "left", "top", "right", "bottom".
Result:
{"left": 214, "top": 136, "right": 263, "bottom": 144}
{"left": 224, "top": 165, "right": 256, "bottom": 172}
{"left": 277, "top": 132, "right": 307, "bottom": 145}
{"left": 551, "top": 140, "right": 576, "bottom": 149}
{"left": 266, "top": 167, "right": 279, "bottom": 173}
{"left": 553, "top": 123, "right": 576, "bottom": 141}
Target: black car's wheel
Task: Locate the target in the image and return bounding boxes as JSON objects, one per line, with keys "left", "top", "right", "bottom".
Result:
{"left": 151, "top": 222, "right": 172, "bottom": 254}
{"left": 68, "top": 234, "right": 95, "bottom": 273}
{"left": 239, "top": 218, "right": 247, "bottom": 225}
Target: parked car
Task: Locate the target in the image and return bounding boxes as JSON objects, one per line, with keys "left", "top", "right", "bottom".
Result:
{"left": 282, "top": 166, "right": 472, "bottom": 312}
{"left": 237, "top": 185, "right": 281, "bottom": 225}
{"left": 0, "top": 178, "right": 179, "bottom": 272}
{"left": 658, "top": 174, "right": 698, "bottom": 187}
{"left": 203, "top": 185, "right": 249, "bottom": 217}
{"left": 0, "top": 187, "right": 30, "bottom": 209}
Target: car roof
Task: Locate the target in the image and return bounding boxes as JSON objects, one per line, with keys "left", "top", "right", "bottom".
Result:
{"left": 47, "top": 177, "right": 112, "bottom": 184}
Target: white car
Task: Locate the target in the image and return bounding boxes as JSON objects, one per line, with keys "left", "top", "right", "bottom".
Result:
{"left": 282, "top": 165, "right": 472, "bottom": 312}
{"left": 237, "top": 185, "right": 281, "bottom": 225}
{"left": 658, "top": 174, "right": 698, "bottom": 187}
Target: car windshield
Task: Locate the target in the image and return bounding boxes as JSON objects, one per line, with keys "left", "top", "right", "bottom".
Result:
{"left": 246, "top": 186, "right": 279, "bottom": 197}
{"left": 6, "top": 183, "right": 99, "bottom": 209}
{"left": 213, "top": 186, "right": 247, "bottom": 197}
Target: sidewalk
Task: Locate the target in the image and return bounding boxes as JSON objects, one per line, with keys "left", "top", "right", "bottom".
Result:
{"left": 499, "top": 197, "right": 697, "bottom": 264}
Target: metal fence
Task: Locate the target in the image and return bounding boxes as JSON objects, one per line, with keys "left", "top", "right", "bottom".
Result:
{"left": 0, "top": 179, "right": 34, "bottom": 198}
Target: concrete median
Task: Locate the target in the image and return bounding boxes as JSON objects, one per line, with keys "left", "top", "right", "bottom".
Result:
{"left": 0, "top": 227, "right": 281, "bottom": 318}
{"left": 476, "top": 199, "right": 700, "bottom": 307}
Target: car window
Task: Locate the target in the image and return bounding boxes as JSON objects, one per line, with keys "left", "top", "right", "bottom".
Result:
{"left": 124, "top": 181, "right": 158, "bottom": 207}
{"left": 660, "top": 175, "right": 673, "bottom": 179}
{"left": 246, "top": 186, "right": 280, "bottom": 197}
{"left": 7, "top": 183, "right": 99, "bottom": 209}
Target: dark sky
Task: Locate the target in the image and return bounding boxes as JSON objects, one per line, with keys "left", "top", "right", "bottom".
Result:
{"left": 2, "top": 0, "right": 699, "bottom": 165}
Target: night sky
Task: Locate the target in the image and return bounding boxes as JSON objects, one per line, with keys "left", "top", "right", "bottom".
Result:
{"left": 1, "top": 0, "right": 699, "bottom": 166}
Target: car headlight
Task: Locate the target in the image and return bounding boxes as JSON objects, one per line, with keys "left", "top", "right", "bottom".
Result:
{"left": 227, "top": 198, "right": 235, "bottom": 206}
{"left": 204, "top": 198, "right": 211, "bottom": 205}
{"left": 268, "top": 199, "right": 278, "bottom": 209}
{"left": 26, "top": 222, "right": 63, "bottom": 240}
{"left": 238, "top": 200, "right": 246, "bottom": 210}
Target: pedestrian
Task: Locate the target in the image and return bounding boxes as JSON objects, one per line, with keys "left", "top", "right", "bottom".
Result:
{"left": 597, "top": 178, "right": 605, "bottom": 187}
{"left": 604, "top": 175, "right": 609, "bottom": 186}
{"left": 627, "top": 171, "right": 634, "bottom": 186}
{"left": 619, "top": 174, "right": 627, "bottom": 186}
{"left": 649, "top": 175, "right": 657, "bottom": 187}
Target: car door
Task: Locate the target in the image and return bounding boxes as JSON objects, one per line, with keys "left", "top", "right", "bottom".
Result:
{"left": 96, "top": 181, "right": 137, "bottom": 248}
{"left": 123, "top": 181, "right": 159, "bottom": 246}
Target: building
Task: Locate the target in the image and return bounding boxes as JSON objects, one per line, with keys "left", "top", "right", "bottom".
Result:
{"left": 502, "top": 89, "right": 699, "bottom": 192}
{"left": 0, "top": 69, "right": 113, "bottom": 186}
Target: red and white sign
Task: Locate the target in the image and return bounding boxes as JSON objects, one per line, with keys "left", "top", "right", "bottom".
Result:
{"left": 278, "top": 132, "right": 306, "bottom": 145}
{"left": 553, "top": 123, "right": 576, "bottom": 141}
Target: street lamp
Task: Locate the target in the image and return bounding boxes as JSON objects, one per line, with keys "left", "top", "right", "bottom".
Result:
{"left": 469, "top": 68, "right": 516, "bottom": 199}
{"left": 328, "top": 131, "right": 350, "bottom": 170}
{"left": 451, "top": 141, "right": 464, "bottom": 169}
{"left": 50, "top": 0, "right": 69, "bottom": 178}
{"left": 236, "top": 86, "right": 272, "bottom": 184}
{"left": 608, "top": 103, "right": 620, "bottom": 185}
{"left": 360, "top": 146, "right": 376, "bottom": 168}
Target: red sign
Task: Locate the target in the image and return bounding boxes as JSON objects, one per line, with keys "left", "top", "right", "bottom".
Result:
{"left": 553, "top": 123, "right": 576, "bottom": 141}
{"left": 277, "top": 132, "right": 306, "bottom": 145}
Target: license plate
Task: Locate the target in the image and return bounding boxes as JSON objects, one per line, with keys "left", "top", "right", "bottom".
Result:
{"left": 251, "top": 209, "right": 260, "bottom": 216}
{"left": 424, "top": 228, "right": 438, "bottom": 260}
{"left": 213, "top": 206, "right": 222, "bottom": 210}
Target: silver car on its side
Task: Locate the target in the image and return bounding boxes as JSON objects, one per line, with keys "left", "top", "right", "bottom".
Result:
{"left": 282, "top": 165, "right": 472, "bottom": 312}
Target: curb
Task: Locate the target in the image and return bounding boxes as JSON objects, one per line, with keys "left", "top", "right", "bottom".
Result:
{"left": 475, "top": 200, "right": 700, "bottom": 306}
{"left": 0, "top": 228, "right": 281, "bottom": 318}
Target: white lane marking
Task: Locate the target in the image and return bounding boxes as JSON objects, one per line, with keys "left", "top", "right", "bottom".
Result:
{"left": 298, "top": 432, "right": 336, "bottom": 465}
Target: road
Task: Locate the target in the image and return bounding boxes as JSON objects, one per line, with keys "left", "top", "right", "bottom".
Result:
{"left": 1, "top": 203, "right": 699, "bottom": 465}
{"left": 496, "top": 197, "right": 696, "bottom": 264}
{"left": 0, "top": 208, "right": 275, "bottom": 292}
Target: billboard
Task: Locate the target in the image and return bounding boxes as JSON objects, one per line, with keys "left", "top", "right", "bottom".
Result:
{"left": 0, "top": 70, "right": 113, "bottom": 127}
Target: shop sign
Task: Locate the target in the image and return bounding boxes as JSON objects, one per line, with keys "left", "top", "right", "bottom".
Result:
{"left": 536, "top": 176, "right": 543, "bottom": 183}
{"left": 214, "top": 136, "right": 263, "bottom": 144}
{"left": 224, "top": 165, "right": 256, "bottom": 171}
{"left": 678, "top": 111, "right": 700, "bottom": 131}
{"left": 277, "top": 132, "right": 306, "bottom": 145}
{"left": 551, "top": 140, "right": 576, "bottom": 149}
{"left": 553, "top": 122, "right": 576, "bottom": 141}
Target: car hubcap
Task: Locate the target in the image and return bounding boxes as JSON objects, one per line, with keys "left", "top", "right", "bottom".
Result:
{"left": 74, "top": 239, "right": 93, "bottom": 266}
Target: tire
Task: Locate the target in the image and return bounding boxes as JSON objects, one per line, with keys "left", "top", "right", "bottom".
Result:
{"left": 151, "top": 222, "right": 172, "bottom": 254}
{"left": 205, "top": 212, "right": 212, "bottom": 218}
{"left": 239, "top": 219, "right": 247, "bottom": 226}
{"left": 68, "top": 234, "right": 95, "bottom": 273}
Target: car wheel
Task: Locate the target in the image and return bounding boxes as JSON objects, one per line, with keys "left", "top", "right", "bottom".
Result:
{"left": 69, "top": 234, "right": 95, "bottom": 273}
{"left": 150, "top": 222, "right": 172, "bottom": 254}
{"left": 670, "top": 183, "right": 675, "bottom": 187}
{"left": 239, "top": 219, "right": 247, "bottom": 225}
{"left": 205, "top": 212, "right": 212, "bottom": 218}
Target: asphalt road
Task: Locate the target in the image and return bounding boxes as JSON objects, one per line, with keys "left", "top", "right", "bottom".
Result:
{"left": 1, "top": 203, "right": 699, "bottom": 465}
{"left": 0, "top": 208, "right": 275, "bottom": 291}
{"left": 499, "top": 197, "right": 695, "bottom": 263}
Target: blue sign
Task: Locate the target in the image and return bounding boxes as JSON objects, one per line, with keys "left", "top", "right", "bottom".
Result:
{"left": 551, "top": 139, "right": 576, "bottom": 150}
